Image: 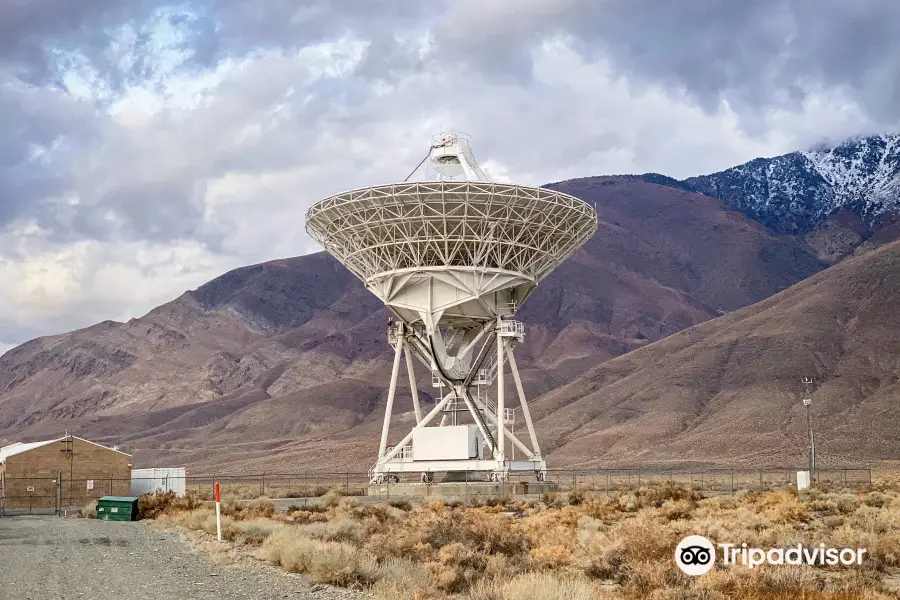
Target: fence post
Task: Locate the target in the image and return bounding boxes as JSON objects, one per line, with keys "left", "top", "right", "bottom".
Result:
{"left": 605, "top": 472, "right": 610, "bottom": 496}
{"left": 215, "top": 482, "right": 222, "bottom": 541}
{"left": 345, "top": 472, "right": 349, "bottom": 496}
{"left": 261, "top": 472, "right": 266, "bottom": 498}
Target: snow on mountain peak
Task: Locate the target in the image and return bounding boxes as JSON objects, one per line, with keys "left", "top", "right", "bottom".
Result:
{"left": 683, "top": 134, "right": 900, "bottom": 234}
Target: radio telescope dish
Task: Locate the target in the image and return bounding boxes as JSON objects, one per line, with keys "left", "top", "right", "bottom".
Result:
{"left": 306, "top": 132, "right": 597, "bottom": 484}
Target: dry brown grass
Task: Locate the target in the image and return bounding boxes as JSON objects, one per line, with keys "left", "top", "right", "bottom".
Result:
{"left": 150, "top": 483, "right": 900, "bottom": 599}
{"left": 79, "top": 499, "right": 98, "bottom": 518}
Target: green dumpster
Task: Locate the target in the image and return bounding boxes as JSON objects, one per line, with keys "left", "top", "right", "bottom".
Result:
{"left": 96, "top": 496, "right": 139, "bottom": 521}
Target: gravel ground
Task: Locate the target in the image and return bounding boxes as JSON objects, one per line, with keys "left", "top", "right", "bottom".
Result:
{"left": 0, "top": 515, "right": 367, "bottom": 600}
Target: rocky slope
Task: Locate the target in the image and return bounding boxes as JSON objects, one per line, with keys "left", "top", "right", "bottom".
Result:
{"left": 532, "top": 237, "right": 900, "bottom": 468}
{"left": 0, "top": 177, "right": 823, "bottom": 471}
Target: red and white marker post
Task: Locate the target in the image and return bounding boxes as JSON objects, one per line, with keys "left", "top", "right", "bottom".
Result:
{"left": 214, "top": 481, "right": 222, "bottom": 541}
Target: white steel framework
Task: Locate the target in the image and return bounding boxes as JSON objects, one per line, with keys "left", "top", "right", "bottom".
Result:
{"left": 305, "top": 132, "right": 597, "bottom": 483}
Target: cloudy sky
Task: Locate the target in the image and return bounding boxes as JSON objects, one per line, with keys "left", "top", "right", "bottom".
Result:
{"left": 1, "top": 0, "right": 899, "bottom": 353}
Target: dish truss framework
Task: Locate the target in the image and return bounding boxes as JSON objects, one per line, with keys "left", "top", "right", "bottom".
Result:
{"left": 305, "top": 132, "right": 597, "bottom": 484}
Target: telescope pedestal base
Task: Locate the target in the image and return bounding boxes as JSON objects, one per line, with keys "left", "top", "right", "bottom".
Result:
{"left": 366, "top": 480, "right": 559, "bottom": 500}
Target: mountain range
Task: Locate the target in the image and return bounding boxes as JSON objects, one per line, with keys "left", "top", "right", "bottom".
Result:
{"left": 656, "top": 134, "right": 900, "bottom": 233}
{"left": 1, "top": 134, "right": 899, "bottom": 472}
{"left": 639, "top": 134, "right": 900, "bottom": 263}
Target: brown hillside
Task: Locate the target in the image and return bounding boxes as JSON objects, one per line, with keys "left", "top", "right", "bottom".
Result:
{"left": 533, "top": 238, "right": 900, "bottom": 468}
{"left": 0, "top": 177, "right": 823, "bottom": 471}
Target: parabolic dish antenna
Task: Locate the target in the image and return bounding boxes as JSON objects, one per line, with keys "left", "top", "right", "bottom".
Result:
{"left": 306, "top": 132, "right": 597, "bottom": 483}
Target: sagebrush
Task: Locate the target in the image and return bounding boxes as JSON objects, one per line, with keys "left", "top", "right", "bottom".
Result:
{"left": 152, "top": 483, "right": 900, "bottom": 599}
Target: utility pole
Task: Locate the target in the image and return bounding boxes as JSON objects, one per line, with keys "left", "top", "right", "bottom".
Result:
{"left": 801, "top": 377, "right": 816, "bottom": 482}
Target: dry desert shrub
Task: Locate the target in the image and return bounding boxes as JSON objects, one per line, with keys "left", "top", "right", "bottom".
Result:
{"left": 529, "top": 544, "right": 573, "bottom": 568}
{"left": 314, "top": 488, "right": 345, "bottom": 509}
{"left": 634, "top": 483, "right": 700, "bottom": 508}
{"left": 295, "top": 516, "right": 369, "bottom": 543}
{"left": 577, "top": 529, "right": 627, "bottom": 581}
{"left": 373, "top": 579, "right": 442, "bottom": 600}
{"left": 290, "top": 508, "right": 330, "bottom": 524}
{"left": 698, "top": 563, "right": 890, "bottom": 599}
{"left": 172, "top": 506, "right": 238, "bottom": 540}
{"left": 420, "top": 508, "right": 530, "bottom": 556}
{"left": 136, "top": 490, "right": 201, "bottom": 519}
{"left": 466, "top": 576, "right": 506, "bottom": 600}
{"left": 612, "top": 514, "right": 683, "bottom": 563}
{"left": 80, "top": 499, "right": 98, "bottom": 518}
{"left": 262, "top": 528, "right": 379, "bottom": 587}
{"left": 648, "top": 589, "right": 726, "bottom": 600}
{"left": 427, "top": 544, "right": 487, "bottom": 592}
{"left": 149, "top": 482, "right": 900, "bottom": 599}
{"left": 375, "top": 555, "right": 439, "bottom": 590}
{"left": 623, "top": 559, "right": 687, "bottom": 594}
{"left": 231, "top": 518, "right": 284, "bottom": 544}
{"left": 240, "top": 497, "right": 278, "bottom": 519}
{"left": 502, "top": 572, "right": 600, "bottom": 600}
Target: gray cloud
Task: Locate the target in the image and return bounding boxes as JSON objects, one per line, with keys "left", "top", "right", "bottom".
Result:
{"left": 210, "top": 0, "right": 430, "bottom": 49}
{"left": 0, "top": 0, "right": 898, "bottom": 349}
{"left": 433, "top": 0, "right": 900, "bottom": 131}
{"left": 6, "top": 0, "right": 900, "bottom": 125}
{"left": 0, "top": 0, "right": 155, "bottom": 82}
{"left": 0, "top": 79, "right": 100, "bottom": 229}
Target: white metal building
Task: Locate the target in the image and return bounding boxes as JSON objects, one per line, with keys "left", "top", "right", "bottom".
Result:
{"left": 131, "top": 467, "right": 186, "bottom": 497}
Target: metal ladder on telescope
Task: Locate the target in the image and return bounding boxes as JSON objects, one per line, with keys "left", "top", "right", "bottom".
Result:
{"left": 464, "top": 387, "right": 498, "bottom": 457}
{"left": 433, "top": 370, "right": 499, "bottom": 454}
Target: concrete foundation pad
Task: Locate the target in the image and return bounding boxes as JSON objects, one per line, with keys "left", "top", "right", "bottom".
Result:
{"left": 366, "top": 480, "right": 558, "bottom": 499}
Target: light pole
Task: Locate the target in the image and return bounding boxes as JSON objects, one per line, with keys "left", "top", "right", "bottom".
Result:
{"left": 802, "top": 377, "right": 816, "bottom": 481}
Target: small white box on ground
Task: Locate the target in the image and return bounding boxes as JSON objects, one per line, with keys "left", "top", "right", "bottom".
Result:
{"left": 797, "top": 470, "right": 811, "bottom": 490}
{"left": 413, "top": 425, "right": 483, "bottom": 461}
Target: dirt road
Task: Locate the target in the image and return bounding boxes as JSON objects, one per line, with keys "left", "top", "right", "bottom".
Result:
{"left": 0, "top": 516, "right": 346, "bottom": 600}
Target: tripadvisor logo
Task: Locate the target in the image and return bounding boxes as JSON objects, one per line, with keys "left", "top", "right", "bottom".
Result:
{"left": 675, "top": 535, "right": 867, "bottom": 575}
{"left": 675, "top": 535, "right": 716, "bottom": 576}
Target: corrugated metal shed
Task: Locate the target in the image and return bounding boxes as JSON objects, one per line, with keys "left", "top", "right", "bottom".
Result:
{"left": 131, "top": 467, "right": 187, "bottom": 497}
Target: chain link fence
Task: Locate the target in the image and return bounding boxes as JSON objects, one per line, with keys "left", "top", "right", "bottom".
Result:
{"left": 0, "top": 466, "right": 872, "bottom": 515}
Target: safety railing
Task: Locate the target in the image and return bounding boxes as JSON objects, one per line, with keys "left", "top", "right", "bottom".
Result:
{"left": 498, "top": 319, "right": 524, "bottom": 339}
{"left": 385, "top": 445, "right": 413, "bottom": 462}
